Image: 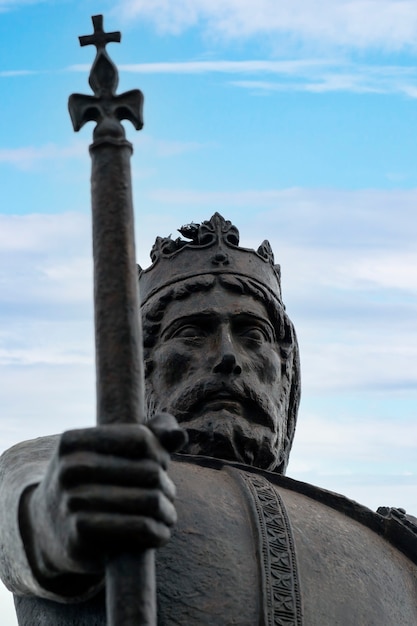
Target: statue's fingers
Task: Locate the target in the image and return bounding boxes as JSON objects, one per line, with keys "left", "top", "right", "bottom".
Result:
{"left": 59, "top": 425, "right": 171, "bottom": 467}
{"left": 72, "top": 513, "right": 173, "bottom": 551}
{"left": 66, "top": 486, "right": 177, "bottom": 526}
{"left": 60, "top": 455, "right": 176, "bottom": 500}
{"left": 148, "top": 412, "right": 188, "bottom": 453}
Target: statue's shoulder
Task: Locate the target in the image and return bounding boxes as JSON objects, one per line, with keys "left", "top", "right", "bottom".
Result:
{"left": 172, "top": 453, "right": 417, "bottom": 564}
{"left": 0, "top": 434, "right": 59, "bottom": 478}
{"left": 167, "top": 454, "right": 417, "bottom": 626}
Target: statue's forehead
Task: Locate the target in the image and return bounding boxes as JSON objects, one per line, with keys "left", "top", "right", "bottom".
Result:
{"left": 158, "top": 285, "right": 271, "bottom": 331}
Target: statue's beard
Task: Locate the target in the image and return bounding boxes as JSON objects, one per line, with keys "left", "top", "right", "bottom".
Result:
{"left": 148, "top": 378, "right": 284, "bottom": 472}
{"left": 183, "top": 413, "right": 278, "bottom": 470}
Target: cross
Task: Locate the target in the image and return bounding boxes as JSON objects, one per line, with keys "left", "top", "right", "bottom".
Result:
{"left": 79, "top": 14, "right": 121, "bottom": 51}
{"left": 68, "top": 14, "right": 143, "bottom": 136}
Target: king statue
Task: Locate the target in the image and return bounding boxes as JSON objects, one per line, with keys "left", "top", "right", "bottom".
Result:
{"left": 1, "top": 214, "right": 417, "bottom": 625}
{"left": 1, "top": 15, "right": 417, "bottom": 626}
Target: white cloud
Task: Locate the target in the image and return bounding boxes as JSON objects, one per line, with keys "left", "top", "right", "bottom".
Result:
{"left": 147, "top": 187, "right": 417, "bottom": 250}
{"left": 288, "top": 409, "right": 417, "bottom": 512}
{"left": 0, "top": 212, "right": 89, "bottom": 253}
{"left": 70, "top": 59, "right": 417, "bottom": 97}
{"left": 119, "top": 60, "right": 333, "bottom": 75}
{"left": 0, "top": 213, "right": 93, "bottom": 323}
{"left": 336, "top": 251, "right": 417, "bottom": 291}
{"left": 69, "top": 60, "right": 331, "bottom": 75}
{"left": 0, "top": 135, "right": 202, "bottom": 172}
{"left": 0, "top": 141, "right": 88, "bottom": 171}
{"left": 232, "top": 69, "right": 417, "bottom": 96}
{"left": 115, "top": 0, "right": 417, "bottom": 50}
{"left": 0, "top": 70, "right": 36, "bottom": 77}
{"left": 0, "top": 319, "right": 93, "bottom": 367}
{"left": 299, "top": 337, "right": 417, "bottom": 392}
{"left": 136, "top": 134, "right": 206, "bottom": 157}
{"left": 292, "top": 412, "right": 417, "bottom": 462}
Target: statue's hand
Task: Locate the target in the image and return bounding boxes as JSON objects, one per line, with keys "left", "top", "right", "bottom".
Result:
{"left": 20, "top": 414, "right": 187, "bottom": 582}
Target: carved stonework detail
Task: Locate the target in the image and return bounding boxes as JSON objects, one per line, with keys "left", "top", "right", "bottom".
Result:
{"left": 235, "top": 470, "right": 303, "bottom": 626}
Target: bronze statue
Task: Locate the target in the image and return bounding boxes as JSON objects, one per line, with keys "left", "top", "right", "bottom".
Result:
{"left": 1, "top": 16, "right": 417, "bottom": 626}
{"left": 1, "top": 213, "right": 417, "bottom": 625}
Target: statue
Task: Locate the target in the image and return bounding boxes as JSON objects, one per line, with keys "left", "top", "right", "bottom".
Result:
{"left": 1, "top": 213, "right": 417, "bottom": 625}
{"left": 1, "top": 15, "right": 417, "bottom": 626}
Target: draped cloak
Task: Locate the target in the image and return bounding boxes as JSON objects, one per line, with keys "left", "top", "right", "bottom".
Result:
{"left": 1, "top": 436, "right": 417, "bottom": 625}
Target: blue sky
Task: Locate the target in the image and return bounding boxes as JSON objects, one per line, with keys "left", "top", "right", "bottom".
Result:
{"left": 1, "top": 1, "right": 417, "bottom": 621}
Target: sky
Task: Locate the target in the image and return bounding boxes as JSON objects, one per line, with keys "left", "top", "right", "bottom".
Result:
{"left": 1, "top": 0, "right": 417, "bottom": 622}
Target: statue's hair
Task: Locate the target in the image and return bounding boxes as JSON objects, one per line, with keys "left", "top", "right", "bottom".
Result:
{"left": 141, "top": 274, "right": 301, "bottom": 474}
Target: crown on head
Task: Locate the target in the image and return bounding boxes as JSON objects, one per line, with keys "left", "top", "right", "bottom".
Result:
{"left": 139, "top": 213, "right": 283, "bottom": 307}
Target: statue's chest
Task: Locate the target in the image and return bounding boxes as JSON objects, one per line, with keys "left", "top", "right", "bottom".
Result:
{"left": 157, "top": 462, "right": 276, "bottom": 625}
{"left": 157, "top": 459, "right": 417, "bottom": 626}
{"left": 15, "top": 457, "right": 417, "bottom": 626}
{"left": 158, "top": 461, "right": 301, "bottom": 625}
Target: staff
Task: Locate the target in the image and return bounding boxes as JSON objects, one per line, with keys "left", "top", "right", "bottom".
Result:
{"left": 68, "top": 15, "right": 155, "bottom": 625}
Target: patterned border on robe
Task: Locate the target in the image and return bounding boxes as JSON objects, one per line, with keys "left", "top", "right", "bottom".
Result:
{"left": 231, "top": 469, "right": 303, "bottom": 626}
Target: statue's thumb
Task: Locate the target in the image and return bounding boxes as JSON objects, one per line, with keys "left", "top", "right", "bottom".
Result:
{"left": 148, "top": 412, "right": 188, "bottom": 453}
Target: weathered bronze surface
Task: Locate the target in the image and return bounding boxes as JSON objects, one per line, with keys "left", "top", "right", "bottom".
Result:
{"left": 0, "top": 15, "right": 417, "bottom": 626}
{"left": 2, "top": 212, "right": 417, "bottom": 625}
{"left": 4, "top": 444, "right": 417, "bottom": 625}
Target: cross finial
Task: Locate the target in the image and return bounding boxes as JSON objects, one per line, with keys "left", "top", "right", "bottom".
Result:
{"left": 79, "top": 14, "right": 121, "bottom": 51}
{"left": 68, "top": 15, "right": 143, "bottom": 141}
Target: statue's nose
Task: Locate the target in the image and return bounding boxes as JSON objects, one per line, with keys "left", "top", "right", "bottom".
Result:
{"left": 213, "top": 353, "right": 242, "bottom": 375}
{"left": 212, "top": 325, "right": 242, "bottom": 375}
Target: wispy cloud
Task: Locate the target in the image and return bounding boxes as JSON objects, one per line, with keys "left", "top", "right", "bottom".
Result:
{"left": 0, "top": 212, "right": 89, "bottom": 253}
{"left": 69, "top": 59, "right": 417, "bottom": 97}
{"left": 137, "top": 134, "right": 206, "bottom": 157}
{"left": 0, "top": 213, "right": 93, "bottom": 313}
{"left": 115, "top": 0, "right": 417, "bottom": 51}
{"left": 288, "top": 410, "right": 417, "bottom": 512}
{"left": 121, "top": 59, "right": 331, "bottom": 74}
{"left": 0, "top": 135, "right": 202, "bottom": 171}
{"left": 147, "top": 187, "right": 417, "bottom": 250}
{"left": 232, "top": 70, "right": 417, "bottom": 97}
{"left": 0, "top": 141, "right": 88, "bottom": 170}
{"left": 68, "top": 59, "right": 336, "bottom": 77}
{"left": 0, "top": 70, "right": 37, "bottom": 77}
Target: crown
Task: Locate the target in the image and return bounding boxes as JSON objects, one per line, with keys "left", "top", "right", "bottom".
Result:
{"left": 139, "top": 213, "right": 283, "bottom": 307}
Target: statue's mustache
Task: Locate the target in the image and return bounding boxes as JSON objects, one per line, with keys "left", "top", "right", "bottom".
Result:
{"left": 168, "top": 378, "right": 277, "bottom": 432}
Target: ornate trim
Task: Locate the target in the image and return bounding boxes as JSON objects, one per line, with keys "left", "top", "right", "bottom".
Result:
{"left": 234, "top": 470, "right": 303, "bottom": 626}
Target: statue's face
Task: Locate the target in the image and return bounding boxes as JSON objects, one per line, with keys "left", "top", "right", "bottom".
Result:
{"left": 147, "top": 284, "right": 287, "bottom": 471}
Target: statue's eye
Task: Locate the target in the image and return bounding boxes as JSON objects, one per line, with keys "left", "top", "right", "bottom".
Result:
{"left": 171, "top": 325, "right": 207, "bottom": 339}
{"left": 239, "top": 327, "right": 270, "bottom": 342}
